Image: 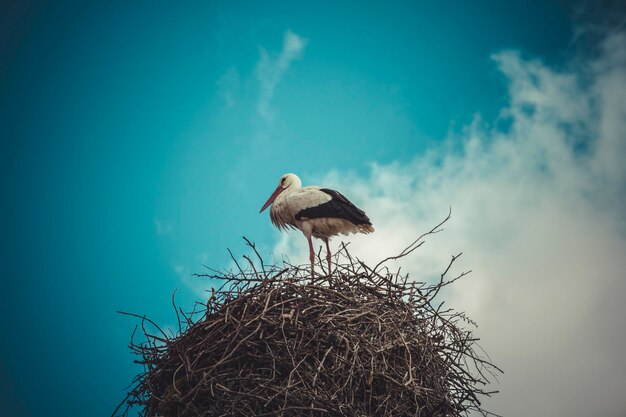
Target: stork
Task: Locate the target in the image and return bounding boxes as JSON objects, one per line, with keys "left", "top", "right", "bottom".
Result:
{"left": 259, "top": 173, "right": 374, "bottom": 274}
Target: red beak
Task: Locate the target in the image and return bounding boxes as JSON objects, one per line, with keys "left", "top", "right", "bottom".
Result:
{"left": 259, "top": 186, "right": 284, "bottom": 213}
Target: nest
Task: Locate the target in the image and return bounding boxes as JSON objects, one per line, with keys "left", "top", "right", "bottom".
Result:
{"left": 115, "top": 219, "right": 501, "bottom": 417}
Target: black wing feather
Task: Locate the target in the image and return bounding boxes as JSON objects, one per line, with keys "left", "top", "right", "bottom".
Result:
{"left": 295, "top": 188, "right": 371, "bottom": 225}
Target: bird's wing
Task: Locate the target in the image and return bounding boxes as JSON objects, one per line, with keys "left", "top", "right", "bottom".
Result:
{"left": 294, "top": 188, "right": 372, "bottom": 225}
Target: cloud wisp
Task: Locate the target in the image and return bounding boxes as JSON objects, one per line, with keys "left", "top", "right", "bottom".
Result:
{"left": 216, "top": 66, "right": 240, "bottom": 110}
{"left": 272, "top": 32, "right": 626, "bottom": 416}
{"left": 256, "top": 30, "right": 307, "bottom": 122}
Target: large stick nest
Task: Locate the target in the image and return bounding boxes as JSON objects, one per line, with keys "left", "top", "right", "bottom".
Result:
{"left": 115, "top": 216, "right": 501, "bottom": 417}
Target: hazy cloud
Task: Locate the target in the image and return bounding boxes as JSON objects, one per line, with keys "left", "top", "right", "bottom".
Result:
{"left": 216, "top": 66, "right": 240, "bottom": 110}
{"left": 256, "top": 30, "right": 307, "bottom": 122}
{"left": 273, "top": 32, "right": 626, "bottom": 416}
{"left": 174, "top": 264, "right": 208, "bottom": 300}
{"left": 154, "top": 218, "right": 173, "bottom": 236}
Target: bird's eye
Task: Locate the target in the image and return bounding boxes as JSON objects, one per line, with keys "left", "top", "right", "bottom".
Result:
{"left": 281, "top": 177, "right": 286, "bottom": 185}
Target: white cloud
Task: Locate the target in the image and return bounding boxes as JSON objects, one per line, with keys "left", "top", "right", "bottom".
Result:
{"left": 272, "top": 32, "right": 626, "bottom": 416}
{"left": 174, "top": 264, "right": 209, "bottom": 300}
{"left": 256, "top": 30, "right": 307, "bottom": 122}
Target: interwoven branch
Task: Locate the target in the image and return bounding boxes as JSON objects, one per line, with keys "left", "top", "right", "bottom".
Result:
{"left": 114, "top": 217, "right": 501, "bottom": 417}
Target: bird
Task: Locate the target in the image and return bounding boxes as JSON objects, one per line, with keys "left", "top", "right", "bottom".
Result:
{"left": 259, "top": 173, "right": 374, "bottom": 274}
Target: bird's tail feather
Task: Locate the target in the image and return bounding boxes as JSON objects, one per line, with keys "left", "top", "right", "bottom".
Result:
{"left": 359, "top": 224, "right": 375, "bottom": 234}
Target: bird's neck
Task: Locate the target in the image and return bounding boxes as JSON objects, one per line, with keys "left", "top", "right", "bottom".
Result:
{"left": 275, "top": 185, "right": 299, "bottom": 204}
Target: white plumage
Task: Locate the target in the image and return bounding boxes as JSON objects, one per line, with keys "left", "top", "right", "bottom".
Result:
{"left": 260, "top": 173, "right": 374, "bottom": 274}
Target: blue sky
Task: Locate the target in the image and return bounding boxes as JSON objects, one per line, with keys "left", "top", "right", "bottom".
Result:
{"left": 2, "top": 1, "right": 625, "bottom": 416}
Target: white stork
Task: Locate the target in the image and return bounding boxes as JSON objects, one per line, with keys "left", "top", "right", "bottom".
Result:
{"left": 259, "top": 173, "right": 374, "bottom": 273}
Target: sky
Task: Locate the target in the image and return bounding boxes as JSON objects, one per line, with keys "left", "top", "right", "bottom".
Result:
{"left": 1, "top": 1, "right": 625, "bottom": 416}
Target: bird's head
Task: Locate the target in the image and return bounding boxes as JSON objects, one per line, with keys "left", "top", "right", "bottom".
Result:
{"left": 259, "top": 173, "right": 301, "bottom": 213}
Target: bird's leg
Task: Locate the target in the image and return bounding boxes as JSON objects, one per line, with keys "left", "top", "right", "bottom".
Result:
{"left": 307, "top": 235, "right": 315, "bottom": 276}
{"left": 324, "top": 237, "right": 332, "bottom": 274}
